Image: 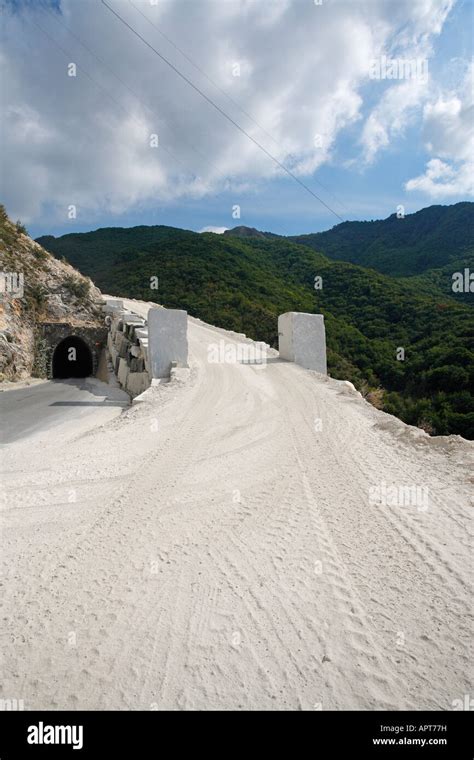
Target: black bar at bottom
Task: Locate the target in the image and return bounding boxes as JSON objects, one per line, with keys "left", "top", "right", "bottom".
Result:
{"left": 0, "top": 710, "right": 471, "bottom": 758}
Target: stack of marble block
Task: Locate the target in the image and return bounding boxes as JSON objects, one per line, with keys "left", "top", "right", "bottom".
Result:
{"left": 103, "top": 300, "right": 151, "bottom": 398}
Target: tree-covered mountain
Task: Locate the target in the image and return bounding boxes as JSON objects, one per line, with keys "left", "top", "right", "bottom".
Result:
{"left": 226, "top": 203, "right": 474, "bottom": 301}
{"left": 288, "top": 201, "right": 474, "bottom": 284}
{"left": 223, "top": 226, "right": 279, "bottom": 240}
{"left": 37, "top": 221, "right": 474, "bottom": 438}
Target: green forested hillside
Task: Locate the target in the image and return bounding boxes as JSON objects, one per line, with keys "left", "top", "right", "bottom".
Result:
{"left": 37, "top": 223, "right": 474, "bottom": 438}
{"left": 288, "top": 201, "right": 473, "bottom": 275}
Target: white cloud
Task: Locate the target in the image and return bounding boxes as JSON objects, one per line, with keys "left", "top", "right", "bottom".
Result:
{"left": 0, "top": 0, "right": 460, "bottom": 224}
{"left": 199, "top": 226, "right": 228, "bottom": 234}
{"left": 359, "top": 0, "right": 455, "bottom": 165}
{"left": 360, "top": 79, "right": 429, "bottom": 164}
{"left": 405, "top": 62, "right": 474, "bottom": 197}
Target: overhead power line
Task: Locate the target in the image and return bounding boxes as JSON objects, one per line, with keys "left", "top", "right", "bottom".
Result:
{"left": 127, "top": 0, "right": 352, "bottom": 218}
{"left": 42, "top": 5, "right": 221, "bottom": 176}
{"left": 127, "top": 0, "right": 280, "bottom": 149}
{"left": 101, "top": 0, "right": 346, "bottom": 223}
{"left": 31, "top": 16, "right": 193, "bottom": 174}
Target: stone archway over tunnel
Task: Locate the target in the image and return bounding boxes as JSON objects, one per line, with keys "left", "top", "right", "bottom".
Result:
{"left": 52, "top": 335, "right": 93, "bottom": 378}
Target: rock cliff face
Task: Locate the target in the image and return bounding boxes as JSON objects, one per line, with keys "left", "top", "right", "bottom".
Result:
{"left": 0, "top": 206, "right": 104, "bottom": 381}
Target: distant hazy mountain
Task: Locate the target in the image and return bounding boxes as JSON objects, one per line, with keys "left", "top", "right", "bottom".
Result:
{"left": 37, "top": 209, "right": 474, "bottom": 438}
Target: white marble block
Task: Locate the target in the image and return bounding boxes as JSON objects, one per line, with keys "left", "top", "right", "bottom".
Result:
{"left": 147, "top": 308, "right": 188, "bottom": 379}
{"left": 278, "top": 312, "right": 327, "bottom": 374}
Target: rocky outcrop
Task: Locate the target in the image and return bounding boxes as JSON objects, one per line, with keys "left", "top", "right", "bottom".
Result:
{"left": 0, "top": 206, "right": 104, "bottom": 381}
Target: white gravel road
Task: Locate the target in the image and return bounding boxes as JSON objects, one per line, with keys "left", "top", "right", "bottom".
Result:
{"left": 1, "top": 298, "right": 472, "bottom": 710}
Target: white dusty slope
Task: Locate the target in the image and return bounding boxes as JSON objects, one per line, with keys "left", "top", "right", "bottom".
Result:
{"left": 1, "top": 298, "right": 472, "bottom": 710}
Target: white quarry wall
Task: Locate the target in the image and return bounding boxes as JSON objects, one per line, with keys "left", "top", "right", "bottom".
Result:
{"left": 278, "top": 312, "right": 327, "bottom": 374}
{"left": 147, "top": 308, "right": 188, "bottom": 379}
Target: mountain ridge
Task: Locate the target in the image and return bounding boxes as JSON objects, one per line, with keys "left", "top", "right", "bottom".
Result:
{"left": 221, "top": 202, "right": 474, "bottom": 283}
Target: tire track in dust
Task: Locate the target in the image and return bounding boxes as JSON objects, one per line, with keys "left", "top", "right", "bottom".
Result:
{"left": 6, "top": 357, "right": 211, "bottom": 707}
{"left": 60, "top": 353, "right": 247, "bottom": 709}
{"left": 277, "top": 369, "right": 471, "bottom": 708}
{"left": 275, "top": 372, "right": 412, "bottom": 708}
{"left": 332, "top": 414, "right": 471, "bottom": 591}
{"left": 325, "top": 410, "right": 472, "bottom": 705}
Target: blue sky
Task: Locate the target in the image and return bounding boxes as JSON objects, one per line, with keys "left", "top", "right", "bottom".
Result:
{"left": 2, "top": 0, "right": 473, "bottom": 239}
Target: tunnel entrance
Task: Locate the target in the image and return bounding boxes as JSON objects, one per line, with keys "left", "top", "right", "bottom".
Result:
{"left": 52, "top": 336, "right": 93, "bottom": 379}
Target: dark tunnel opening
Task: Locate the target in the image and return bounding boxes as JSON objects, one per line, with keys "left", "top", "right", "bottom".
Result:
{"left": 52, "top": 336, "right": 93, "bottom": 379}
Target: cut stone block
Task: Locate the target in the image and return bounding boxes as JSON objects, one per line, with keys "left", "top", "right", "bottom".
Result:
{"left": 126, "top": 371, "right": 150, "bottom": 398}
{"left": 112, "top": 311, "right": 128, "bottom": 325}
{"left": 102, "top": 299, "right": 124, "bottom": 314}
{"left": 123, "top": 314, "right": 146, "bottom": 324}
{"left": 278, "top": 312, "right": 327, "bottom": 374}
{"left": 130, "top": 357, "right": 145, "bottom": 373}
{"left": 107, "top": 337, "right": 118, "bottom": 366}
{"left": 143, "top": 351, "right": 150, "bottom": 373}
{"left": 124, "top": 320, "right": 145, "bottom": 338}
{"left": 118, "top": 338, "right": 131, "bottom": 359}
{"left": 147, "top": 308, "right": 188, "bottom": 379}
{"left": 117, "top": 357, "right": 129, "bottom": 387}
